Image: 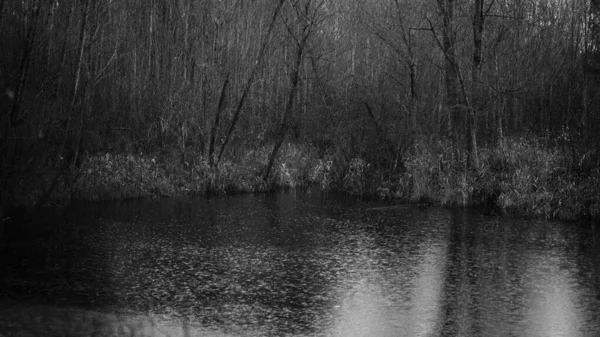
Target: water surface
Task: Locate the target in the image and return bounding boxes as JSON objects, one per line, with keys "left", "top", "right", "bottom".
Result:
{"left": 1, "top": 190, "right": 599, "bottom": 336}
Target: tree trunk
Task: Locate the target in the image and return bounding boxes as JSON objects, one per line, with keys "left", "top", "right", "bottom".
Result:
{"left": 365, "top": 103, "right": 397, "bottom": 156}
{"left": 208, "top": 75, "right": 229, "bottom": 166}
{"left": 54, "top": 2, "right": 74, "bottom": 99}
{"left": 437, "top": 0, "right": 463, "bottom": 154}
{"left": 7, "top": 0, "right": 41, "bottom": 131}
{"left": 0, "top": 0, "right": 5, "bottom": 28}
{"left": 217, "top": 0, "right": 285, "bottom": 163}
{"left": 71, "top": 0, "right": 91, "bottom": 107}
{"left": 263, "top": 28, "right": 309, "bottom": 183}
{"left": 39, "top": 0, "right": 91, "bottom": 208}
{"left": 468, "top": 0, "right": 484, "bottom": 170}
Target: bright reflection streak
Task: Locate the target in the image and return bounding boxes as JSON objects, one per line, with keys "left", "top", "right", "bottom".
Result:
{"left": 331, "top": 279, "right": 397, "bottom": 337}
{"left": 330, "top": 236, "right": 447, "bottom": 337}
{"left": 328, "top": 232, "right": 398, "bottom": 337}
{"left": 524, "top": 255, "right": 583, "bottom": 337}
{"left": 404, "top": 240, "right": 446, "bottom": 336}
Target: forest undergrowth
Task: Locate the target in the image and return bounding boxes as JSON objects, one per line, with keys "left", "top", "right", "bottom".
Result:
{"left": 9, "top": 135, "right": 599, "bottom": 223}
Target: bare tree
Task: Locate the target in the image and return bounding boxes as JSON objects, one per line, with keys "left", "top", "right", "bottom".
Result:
{"left": 216, "top": 0, "right": 286, "bottom": 164}
{"left": 263, "top": 0, "right": 324, "bottom": 183}
{"left": 435, "top": 0, "right": 467, "bottom": 153}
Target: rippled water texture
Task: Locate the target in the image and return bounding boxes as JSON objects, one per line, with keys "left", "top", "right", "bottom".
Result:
{"left": 1, "top": 190, "right": 599, "bottom": 336}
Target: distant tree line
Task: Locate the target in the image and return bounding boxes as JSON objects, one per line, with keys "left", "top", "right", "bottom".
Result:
{"left": 1, "top": 0, "right": 599, "bottom": 205}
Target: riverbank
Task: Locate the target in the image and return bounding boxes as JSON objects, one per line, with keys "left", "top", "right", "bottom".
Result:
{"left": 4, "top": 136, "right": 599, "bottom": 223}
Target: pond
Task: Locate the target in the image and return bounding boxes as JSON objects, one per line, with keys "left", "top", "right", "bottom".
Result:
{"left": 1, "top": 190, "right": 599, "bottom": 337}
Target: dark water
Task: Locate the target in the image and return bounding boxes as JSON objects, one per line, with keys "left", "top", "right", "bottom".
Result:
{"left": 1, "top": 190, "right": 599, "bottom": 337}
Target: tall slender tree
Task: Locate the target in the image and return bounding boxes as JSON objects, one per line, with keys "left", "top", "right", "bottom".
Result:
{"left": 263, "top": 0, "right": 322, "bottom": 182}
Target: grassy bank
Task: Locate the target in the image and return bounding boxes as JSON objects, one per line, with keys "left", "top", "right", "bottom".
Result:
{"left": 6, "top": 137, "right": 600, "bottom": 223}
{"left": 71, "top": 142, "right": 328, "bottom": 200}
{"left": 396, "top": 136, "right": 600, "bottom": 221}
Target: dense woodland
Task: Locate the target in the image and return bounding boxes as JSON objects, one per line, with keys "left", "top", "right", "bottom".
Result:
{"left": 1, "top": 0, "right": 600, "bottom": 221}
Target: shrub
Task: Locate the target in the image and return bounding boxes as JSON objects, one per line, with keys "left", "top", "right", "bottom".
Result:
{"left": 481, "top": 137, "right": 562, "bottom": 217}
{"left": 74, "top": 153, "right": 171, "bottom": 201}
{"left": 403, "top": 138, "right": 466, "bottom": 204}
{"left": 308, "top": 158, "right": 333, "bottom": 189}
{"left": 274, "top": 143, "right": 314, "bottom": 188}
{"left": 343, "top": 158, "right": 368, "bottom": 194}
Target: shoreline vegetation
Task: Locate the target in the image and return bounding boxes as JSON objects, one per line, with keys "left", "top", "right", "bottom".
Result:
{"left": 4, "top": 135, "right": 599, "bottom": 224}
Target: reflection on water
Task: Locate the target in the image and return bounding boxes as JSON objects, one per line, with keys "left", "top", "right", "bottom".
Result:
{"left": 519, "top": 228, "right": 596, "bottom": 337}
{"left": 525, "top": 255, "right": 580, "bottom": 337}
{"left": 404, "top": 240, "right": 446, "bottom": 336}
{"left": 0, "top": 190, "right": 599, "bottom": 336}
